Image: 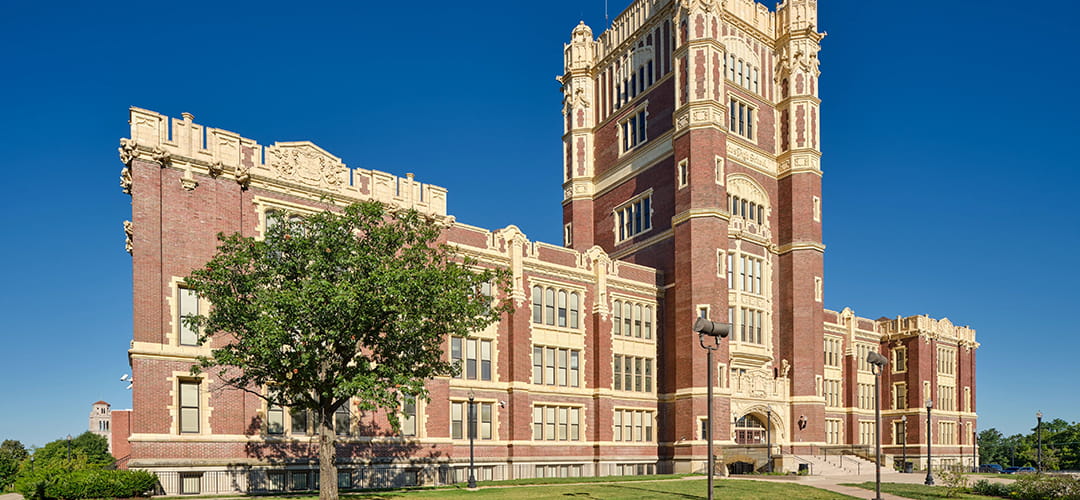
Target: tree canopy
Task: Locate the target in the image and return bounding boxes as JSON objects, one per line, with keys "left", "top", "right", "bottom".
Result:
{"left": 980, "top": 418, "right": 1080, "bottom": 470}
{"left": 183, "top": 201, "right": 509, "bottom": 500}
{"left": 0, "top": 439, "right": 29, "bottom": 490}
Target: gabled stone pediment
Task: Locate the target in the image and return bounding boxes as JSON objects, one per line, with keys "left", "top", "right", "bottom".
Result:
{"left": 266, "top": 141, "right": 347, "bottom": 191}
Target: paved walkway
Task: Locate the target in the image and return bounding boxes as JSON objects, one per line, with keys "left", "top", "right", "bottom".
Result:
{"left": 0, "top": 494, "right": 22, "bottom": 500}
{"left": 728, "top": 470, "right": 1014, "bottom": 499}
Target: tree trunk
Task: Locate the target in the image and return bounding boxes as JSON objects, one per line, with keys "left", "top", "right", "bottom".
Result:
{"left": 319, "top": 405, "right": 338, "bottom": 500}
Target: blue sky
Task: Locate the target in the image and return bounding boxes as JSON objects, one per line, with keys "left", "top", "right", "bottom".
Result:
{"left": 0, "top": 0, "right": 1075, "bottom": 448}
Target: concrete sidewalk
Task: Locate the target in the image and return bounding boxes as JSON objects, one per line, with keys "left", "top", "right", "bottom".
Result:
{"left": 729, "top": 470, "right": 1013, "bottom": 500}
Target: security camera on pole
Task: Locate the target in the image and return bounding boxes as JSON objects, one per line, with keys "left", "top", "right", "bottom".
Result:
{"left": 694, "top": 316, "right": 731, "bottom": 500}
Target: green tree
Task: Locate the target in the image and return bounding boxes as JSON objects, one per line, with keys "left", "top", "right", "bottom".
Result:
{"left": 31, "top": 432, "right": 112, "bottom": 468}
{"left": 183, "top": 201, "right": 509, "bottom": 500}
{"left": 0, "top": 439, "right": 29, "bottom": 490}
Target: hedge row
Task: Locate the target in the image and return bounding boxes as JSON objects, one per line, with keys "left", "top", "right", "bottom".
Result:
{"left": 972, "top": 474, "right": 1080, "bottom": 500}
{"left": 14, "top": 468, "right": 157, "bottom": 500}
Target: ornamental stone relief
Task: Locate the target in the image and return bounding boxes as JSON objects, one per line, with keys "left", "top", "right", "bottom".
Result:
{"left": 123, "top": 220, "right": 133, "bottom": 255}
{"left": 118, "top": 138, "right": 138, "bottom": 166}
{"left": 120, "top": 167, "right": 132, "bottom": 195}
{"left": 267, "top": 142, "right": 345, "bottom": 191}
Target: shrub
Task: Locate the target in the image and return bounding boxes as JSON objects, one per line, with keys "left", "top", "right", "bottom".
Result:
{"left": 937, "top": 468, "right": 969, "bottom": 498}
{"left": 14, "top": 467, "right": 157, "bottom": 500}
{"left": 971, "top": 478, "right": 1012, "bottom": 498}
{"left": 1009, "top": 473, "right": 1080, "bottom": 500}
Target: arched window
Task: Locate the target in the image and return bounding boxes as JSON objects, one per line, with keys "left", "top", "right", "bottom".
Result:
{"left": 734, "top": 414, "right": 767, "bottom": 445}
{"left": 532, "top": 286, "right": 543, "bottom": 323}
{"left": 545, "top": 289, "right": 555, "bottom": 325}
{"left": 558, "top": 291, "right": 568, "bottom": 327}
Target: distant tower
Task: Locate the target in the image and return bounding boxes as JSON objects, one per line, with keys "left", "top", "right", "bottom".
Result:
{"left": 89, "top": 401, "right": 112, "bottom": 449}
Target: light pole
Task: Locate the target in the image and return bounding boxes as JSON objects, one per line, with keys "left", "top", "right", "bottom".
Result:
{"left": 1036, "top": 411, "right": 1043, "bottom": 474}
{"left": 694, "top": 316, "right": 731, "bottom": 500}
{"left": 925, "top": 399, "right": 934, "bottom": 486}
{"left": 867, "top": 350, "right": 889, "bottom": 500}
{"left": 468, "top": 390, "right": 476, "bottom": 488}
{"left": 901, "top": 415, "right": 908, "bottom": 473}
{"left": 66, "top": 434, "right": 72, "bottom": 462}
{"left": 765, "top": 407, "right": 772, "bottom": 473}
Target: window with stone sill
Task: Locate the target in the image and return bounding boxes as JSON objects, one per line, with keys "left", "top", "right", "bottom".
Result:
{"left": 729, "top": 98, "right": 755, "bottom": 140}
{"left": 451, "top": 401, "right": 493, "bottom": 440}
{"left": 531, "top": 285, "right": 582, "bottom": 329}
{"left": 450, "top": 336, "right": 492, "bottom": 381}
{"left": 612, "top": 299, "right": 654, "bottom": 339}
{"left": 614, "top": 193, "right": 652, "bottom": 243}
{"left": 532, "top": 345, "right": 580, "bottom": 388}
{"left": 613, "top": 409, "right": 654, "bottom": 442}
{"left": 613, "top": 354, "right": 652, "bottom": 393}
{"left": 620, "top": 107, "right": 648, "bottom": 154}
{"left": 532, "top": 404, "right": 581, "bottom": 441}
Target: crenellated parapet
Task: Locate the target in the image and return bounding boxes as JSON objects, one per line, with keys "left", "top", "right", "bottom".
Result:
{"left": 447, "top": 222, "right": 663, "bottom": 309}
{"left": 878, "top": 315, "right": 979, "bottom": 349}
{"left": 121, "top": 107, "right": 447, "bottom": 217}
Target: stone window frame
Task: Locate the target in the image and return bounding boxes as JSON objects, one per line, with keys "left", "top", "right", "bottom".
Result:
{"left": 613, "top": 407, "right": 655, "bottom": 442}
{"left": 618, "top": 103, "right": 649, "bottom": 155}
{"left": 529, "top": 279, "right": 586, "bottom": 332}
{"left": 451, "top": 399, "right": 496, "bottom": 441}
{"left": 532, "top": 403, "right": 584, "bottom": 442}
{"left": 613, "top": 189, "right": 654, "bottom": 243}
{"left": 610, "top": 294, "right": 656, "bottom": 341}
{"left": 728, "top": 95, "right": 757, "bottom": 141}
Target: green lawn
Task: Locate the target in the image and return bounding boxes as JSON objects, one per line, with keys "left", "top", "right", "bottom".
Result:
{"left": 843, "top": 481, "right": 993, "bottom": 500}
{"left": 333, "top": 478, "right": 858, "bottom": 499}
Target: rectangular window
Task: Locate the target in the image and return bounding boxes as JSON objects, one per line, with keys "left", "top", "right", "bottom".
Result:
{"left": 180, "top": 473, "right": 202, "bottom": 495}
{"left": 729, "top": 98, "right": 755, "bottom": 140}
{"left": 893, "top": 347, "right": 907, "bottom": 373}
{"left": 267, "top": 399, "right": 284, "bottom": 435}
{"left": 614, "top": 355, "right": 622, "bottom": 390}
{"left": 557, "top": 348, "right": 568, "bottom": 386}
{"left": 466, "top": 339, "right": 477, "bottom": 379}
{"left": 569, "top": 293, "right": 580, "bottom": 328}
{"left": 558, "top": 291, "right": 568, "bottom": 327}
{"left": 481, "top": 340, "right": 491, "bottom": 381}
{"left": 451, "top": 337, "right": 462, "bottom": 378}
{"left": 334, "top": 406, "right": 350, "bottom": 436}
{"left": 727, "top": 254, "right": 734, "bottom": 289}
{"left": 545, "top": 289, "right": 555, "bottom": 325}
{"left": 545, "top": 347, "right": 556, "bottom": 385}
{"left": 894, "top": 383, "right": 907, "bottom": 410}
{"left": 480, "top": 403, "right": 492, "bottom": 440}
{"left": 451, "top": 402, "right": 463, "bottom": 439}
{"left": 290, "top": 408, "right": 308, "bottom": 435}
{"left": 570, "top": 351, "right": 580, "bottom": 388}
{"left": 179, "top": 380, "right": 200, "bottom": 433}
{"left": 614, "top": 194, "right": 652, "bottom": 242}
{"left": 533, "top": 406, "right": 543, "bottom": 440}
{"left": 533, "top": 347, "right": 543, "bottom": 384}
{"left": 613, "top": 301, "right": 622, "bottom": 335}
{"left": 621, "top": 108, "right": 648, "bottom": 152}
{"left": 179, "top": 287, "right": 200, "bottom": 346}
{"left": 402, "top": 396, "right": 417, "bottom": 436}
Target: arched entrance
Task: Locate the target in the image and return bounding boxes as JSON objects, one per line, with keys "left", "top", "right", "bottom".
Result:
{"left": 734, "top": 414, "right": 767, "bottom": 445}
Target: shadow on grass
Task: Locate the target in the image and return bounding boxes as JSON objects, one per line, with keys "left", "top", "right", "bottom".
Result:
{"left": 603, "top": 483, "right": 706, "bottom": 499}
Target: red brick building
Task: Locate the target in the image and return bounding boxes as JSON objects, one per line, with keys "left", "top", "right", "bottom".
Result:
{"left": 116, "top": 0, "right": 977, "bottom": 494}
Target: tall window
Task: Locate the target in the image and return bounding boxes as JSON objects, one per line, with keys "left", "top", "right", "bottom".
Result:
{"left": 895, "top": 420, "right": 907, "bottom": 445}
{"left": 450, "top": 401, "right": 492, "bottom": 440}
{"left": 334, "top": 406, "right": 351, "bottom": 436}
{"left": 736, "top": 307, "right": 764, "bottom": 344}
{"left": 824, "top": 378, "right": 841, "bottom": 407}
{"left": 824, "top": 337, "right": 842, "bottom": 367}
{"left": 179, "top": 380, "right": 200, "bottom": 434}
{"left": 737, "top": 256, "right": 764, "bottom": 294}
{"left": 450, "top": 337, "right": 492, "bottom": 381}
{"left": 533, "top": 346, "right": 580, "bottom": 387}
{"left": 893, "top": 347, "right": 907, "bottom": 373}
{"left": 613, "top": 355, "right": 652, "bottom": 392}
{"left": 612, "top": 300, "right": 653, "bottom": 339}
{"left": 531, "top": 286, "right": 582, "bottom": 329}
{"left": 729, "top": 98, "right": 755, "bottom": 140}
{"left": 937, "top": 347, "right": 956, "bottom": 375}
{"left": 533, "top": 405, "right": 581, "bottom": 441}
{"left": 267, "top": 398, "right": 285, "bottom": 435}
{"left": 615, "top": 194, "right": 652, "bottom": 242}
{"left": 621, "top": 108, "right": 648, "bottom": 152}
{"left": 734, "top": 415, "right": 766, "bottom": 444}
{"left": 178, "top": 287, "right": 200, "bottom": 346}
{"left": 614, "top": 409, "right": 654, "bottom": 442}
{"left": 893, "top": 383, "right": 907, "bottom": 410}
{"left": 290, "top": 408, "right": 309, "bottom": 435}
{"left": 826, "top": 418, "right": 842, "bottom": 444}
{"left": 402, "top": 396, "right": 417, "bottom": 436}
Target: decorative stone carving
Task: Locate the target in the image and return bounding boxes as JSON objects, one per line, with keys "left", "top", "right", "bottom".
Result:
{"left": 151, "top": 147, "right": 171, "bottom": 167}
{"left": 780, "top": 359, "right": 790, "bottom": 378}
{"left": 208, "top": 160, "right": 224, "bottom": 178}
{"left": 123, "top": 220, "right": 133, "bottom": 255}
{"left": 235, "top": 162, "right": 251, "bottom": 189}
{"left": 180, "top": 170, "right": 198, "bottom": 191}
{"left": 119, "top": 166, "right": 132, "bottom": 195}
{"left": 266, "top": 142, "right": 345, "bottom": 191}
{"left": 118, "top": 138, "right": 138, "bottom": 166}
